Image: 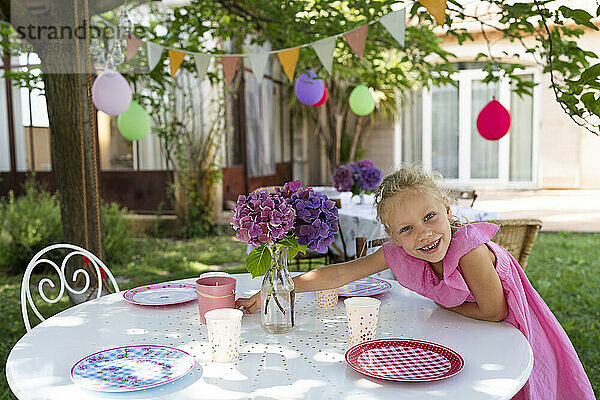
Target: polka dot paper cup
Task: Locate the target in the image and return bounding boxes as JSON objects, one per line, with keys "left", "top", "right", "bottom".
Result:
{"left": 344, "top": 297, "right": 381, "bottom": 346}
{"left": 316, "top": 288, "right": 339, "bottom": 308}
{"left": 205, "top": 308, "right": 243, "bottom": 363}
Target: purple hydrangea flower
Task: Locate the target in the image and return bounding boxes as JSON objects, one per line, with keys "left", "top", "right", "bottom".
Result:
{"left": 349, "top": 159, "right": 383, "bottom": 192}
{"left": 332, "top": 165, "right": 355, "bottom": 192}
{"left": 287, "top": 186, "right": 339, "bottom": 253}
{"left": 231, "top": 189, "right": 296, "bottom": 248}
{"left": 275, "top": 180, "right": 304, "bottom": 199}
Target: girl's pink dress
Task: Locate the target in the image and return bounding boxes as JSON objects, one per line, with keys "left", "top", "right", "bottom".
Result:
{"left": 382, "top": 222, "right": 594, "bottom": 400}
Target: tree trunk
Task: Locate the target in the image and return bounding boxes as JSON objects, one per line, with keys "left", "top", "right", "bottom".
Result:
{"left": 349, "top": 116, "right": 365, "bottom": 162}
{"left": 40, "top": 52, "right": 105, "bottom": 302}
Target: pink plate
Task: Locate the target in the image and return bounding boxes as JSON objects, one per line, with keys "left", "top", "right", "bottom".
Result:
{"left": 338, "top": 276, "right": 392, "bottom": 297}
{"left": 345, "top": 338, "right": 464, "bottom": 382}
{"left": 123, "top": 283, "right": 197, "bottom": 306}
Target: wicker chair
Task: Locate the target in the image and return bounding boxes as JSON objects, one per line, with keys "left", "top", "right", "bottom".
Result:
{"left": 355, "top": 218, "right": 542, "bottom": 268}
{"left": 484, "top": 218, "right": 542, "bottom": 268}
{"left": 355, "top": 236, "right": 389, "bottom": 258}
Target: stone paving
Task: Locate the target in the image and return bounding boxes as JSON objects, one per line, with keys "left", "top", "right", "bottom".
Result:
{"left": 475, "top": 190, "right": 600, "bottom": 232}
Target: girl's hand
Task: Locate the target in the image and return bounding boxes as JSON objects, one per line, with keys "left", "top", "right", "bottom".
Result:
{"left": 235, "top": 292, "right": 261, "bottom": 314}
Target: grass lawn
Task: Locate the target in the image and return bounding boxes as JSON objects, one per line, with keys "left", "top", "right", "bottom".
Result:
{"left": 0, "top": 229, "right": 598, "bottom": 398}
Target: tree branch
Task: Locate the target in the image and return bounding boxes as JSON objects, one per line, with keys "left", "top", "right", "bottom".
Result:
{"left": 532, "top": 0, "right": 588, "bottom": 131}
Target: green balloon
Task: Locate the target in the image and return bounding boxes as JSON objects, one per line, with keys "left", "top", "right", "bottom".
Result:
{"left": 349, "top": 85, "right": 375, "bottom": 116}
{"left": 117, "top": 101, "right": 151, "bottom": 141}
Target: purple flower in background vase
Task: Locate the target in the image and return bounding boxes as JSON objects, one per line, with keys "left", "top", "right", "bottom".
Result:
{"left": 332, "top": 165, "right": 355, "bottom": 192}
{"left": 357, "top": 164, "right": 383, "bottom": 191}
{"left": 336, "top": 159, "right": 383, "bottom": 193}
{"left": 288, "top": 186, "right": 339, "bottom": 253}
{"left": 231, "top": 189, "right": 296, "bottom": 248}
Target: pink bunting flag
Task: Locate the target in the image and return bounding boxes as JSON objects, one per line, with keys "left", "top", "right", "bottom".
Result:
{"left": 126, "top": 35, "right": 142, "bottom": 61}
{"left": 344, "top": 24, "right": 369, "bottom": 59}
{"left": 221, "top": 56, "right": 241, "bottom": 85}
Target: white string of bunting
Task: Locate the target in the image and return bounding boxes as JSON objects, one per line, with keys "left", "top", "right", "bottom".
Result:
{"left": 114, "top": 0, "right": 446, "bottom": 85}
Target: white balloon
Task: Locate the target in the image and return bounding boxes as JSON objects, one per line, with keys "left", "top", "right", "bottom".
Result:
{"left": 91, "top": 69, "right": 132, "bottom": 116}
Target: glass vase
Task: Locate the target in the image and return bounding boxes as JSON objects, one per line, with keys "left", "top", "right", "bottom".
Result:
{"left": 260, "top": 244, "right": 295, "bottom": 334}
{"left": 353, "top": 193, "right": 367, "bottom": 205}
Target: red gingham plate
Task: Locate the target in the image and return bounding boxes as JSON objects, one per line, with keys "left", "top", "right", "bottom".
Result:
{"left": 345, "top": 338, "right": 464, "bottom": 382}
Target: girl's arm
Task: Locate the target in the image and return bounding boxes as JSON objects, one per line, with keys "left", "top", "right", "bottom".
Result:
{"left": 438, "top": 244, "right": 508, "bottom": 322}
{"left": 235, "top": 248, "right": 389, "bottom": 313}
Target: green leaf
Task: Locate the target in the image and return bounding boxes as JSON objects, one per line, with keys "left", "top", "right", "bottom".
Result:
{"left": 581, "top": 64, "right": 600, "bottom": 84}
{"left": 580, "top": 92, "right": 600, "bottom": 117}
{"left": 245, "top": 245, "right": 272, "bottom": 278}
{"left": 559, "top": 6, "right": 599, "bottom": 31}
{"left": 278, "top": 236, "right": 307, "bottom": 261}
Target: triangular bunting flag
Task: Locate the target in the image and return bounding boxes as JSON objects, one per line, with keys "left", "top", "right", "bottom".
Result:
{"left": 277, "top": 47, "right": 300, "bottom": 81}
{"left": 168, "top": 49, "right": 186, "bottom": 77}
{"left": 126, "top": 35, "right": 142, "bottom": 61}
{"left": 194, "top": 53, "right": 212, "bottom": 82}
{"left": 221, "top": 56, "right": 241, "bottom": 85}
{"left": 146, "top": 41, "right": 163, "bottom": 72}
{"left": 343, "top": 24, "right": 369, "bottom": 59}
{"left": 379, "top": 9, "right": 406, "bottom": 47}
{"left": 420, "top": 0, "right": 447, "bottom": 25}
{"left": 247, "top": 52, "right": 270, "bottom": 85}
{"left": 311, "top": 36, "right": 336, "bottom": 74}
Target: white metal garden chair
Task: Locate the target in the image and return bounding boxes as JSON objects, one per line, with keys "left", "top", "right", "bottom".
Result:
{"left": 21, "top": 243, "right": 120, "bottom": 332}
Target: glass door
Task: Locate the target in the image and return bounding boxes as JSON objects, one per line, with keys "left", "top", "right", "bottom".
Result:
{"left": 431, "top": 84, "right": 459, "bottom": 179}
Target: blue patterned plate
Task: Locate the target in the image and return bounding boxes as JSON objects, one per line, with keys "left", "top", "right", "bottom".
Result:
{"left": 70, "top": 345, "right": 195, "bottom": 392}
{"left": 338, "top": 276, "right": 392, "bottom": 297}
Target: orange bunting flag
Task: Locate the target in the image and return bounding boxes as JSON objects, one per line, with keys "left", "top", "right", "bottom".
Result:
{"left": 168, "top": 49, "right": 186, "bottom": 77}
{"left": 277, "top": 47, "right": 300, "bottom": 81}
{"left": 420, "top": 0, "right": 447, "bottom": 25}
{"left": 221, "top": 56, "right": 241, "bottom": 85}
{"left": 126, "top": 35, "right": 142, "bottom": 61}
{"left": 343, "top": 24, "right": 369, "bottom": 59}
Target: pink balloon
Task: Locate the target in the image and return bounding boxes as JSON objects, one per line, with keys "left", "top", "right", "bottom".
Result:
{"left": 92, "top": 69, "right": 132, "bottom": 116}
{"left": 477, "top": 99, "right": 511, "bottom": 141}
{"left": 312, "top": 85, "right": 328, "bottom": 107}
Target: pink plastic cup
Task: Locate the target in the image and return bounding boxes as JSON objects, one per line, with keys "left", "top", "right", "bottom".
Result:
{"left": 196, "top": 276, "right": 236, "bottom": 324}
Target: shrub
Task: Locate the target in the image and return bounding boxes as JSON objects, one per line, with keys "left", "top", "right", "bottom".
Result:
{"left": 101, "top": 202, "right": 134, "bottom": 267}
{"left": 0, "top": 180, "right": 134, "bottom": 275}
{"left": 0, "top": 182, "right": 62, "bottom": 275}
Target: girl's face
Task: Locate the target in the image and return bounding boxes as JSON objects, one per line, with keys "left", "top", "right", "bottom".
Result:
{"left": 386, "top": 188, "right": 452, "bottom": 264}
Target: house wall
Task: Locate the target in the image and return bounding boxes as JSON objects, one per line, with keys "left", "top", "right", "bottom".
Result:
{"left": 538, "top": 74, "right": 583, "bottom": 188}
{"left": 363, "top": 120, "right": 396, "bottom": 176}
{"left": 573, "top": 30, "right": 600, "bottom": 188}
{"left": 439, "top": 29, "right": 600, "bottom": 189}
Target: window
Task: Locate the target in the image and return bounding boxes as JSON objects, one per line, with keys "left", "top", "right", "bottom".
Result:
{"left": 400, "top": 68, "right": 538, "bottom": 186}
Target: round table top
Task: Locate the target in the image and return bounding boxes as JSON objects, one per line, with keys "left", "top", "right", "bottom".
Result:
{"left": 7, "top": 273, "right": 532, "bottom": 399}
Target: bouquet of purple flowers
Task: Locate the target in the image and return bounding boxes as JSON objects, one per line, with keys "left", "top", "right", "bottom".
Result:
{"left": 332, "top": 159, "right": 383, "bottom": 196}
{"left": 231, "top": 181, "right": 339, "bottom": 277}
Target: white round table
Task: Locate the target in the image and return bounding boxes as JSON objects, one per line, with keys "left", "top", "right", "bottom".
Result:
{"left": 7, "top": 274, "right": 532, "bottom": 399}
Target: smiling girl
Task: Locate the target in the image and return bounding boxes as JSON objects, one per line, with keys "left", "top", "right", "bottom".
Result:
{"left": 236, "top": 164, "right": 594, "bottom": 400}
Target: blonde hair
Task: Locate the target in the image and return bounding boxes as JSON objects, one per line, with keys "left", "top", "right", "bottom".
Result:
{"left": 375, "top": 163, "right": 460, "bottom": 238}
